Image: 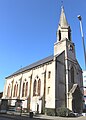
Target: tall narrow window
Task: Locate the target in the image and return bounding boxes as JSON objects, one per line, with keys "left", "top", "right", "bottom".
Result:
{"left": 25, "top": 82, "right": 28, "bottom": 97}
{"left": 48, "top": 71, "right": 51, "bottom": 79}
{"left": 13, "top": 84, "right": 18, "bottom": 97}
{"left": 22, "top": 83, "right": 25, "bottom": 97}
{"left": 16, "top": 84, "right": 18, "bottom": 97}
{"left": 7, "top": 85, "right": 10, "bottom": 97}
{"left": 13, "top": 84, "right": 16, "bottom": 97}
{"left": 47, "top": 87, "right": 50, "bottom": 94}
{"left": 68, "top": 29, "right": 71, "bottom": 40}
{"left": 59, "top": 30, "right": 61, "bottom": 41}
{"left": 38, "top": 79, "right": 41, "bottom": 96}
{"left": 33, "top": 80, "right": 37, "bottom": 96}
{"left": 71, "top": 67, "right": 74, "bottom": 84}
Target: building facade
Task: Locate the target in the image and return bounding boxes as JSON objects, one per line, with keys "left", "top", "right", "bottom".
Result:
{"left": 3, "top": 6, "right": 83, "bottom": 114}
{"left": 83, "top": 70, "right": 86, "bottom": 109}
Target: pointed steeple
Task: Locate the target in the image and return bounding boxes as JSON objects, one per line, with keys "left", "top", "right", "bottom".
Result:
{"left": 59, "top": 6, "right": 69, "bottom": 28}
{"left": 56, "top": 6, "right": 71, "bottom": 42}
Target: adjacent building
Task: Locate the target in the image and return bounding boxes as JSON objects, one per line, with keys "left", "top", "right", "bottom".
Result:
{"left": 3, "top": 6, "right": 83, "bottom": 114}
{"left": 83, "top": 70, "right": 86, "bottom": 109}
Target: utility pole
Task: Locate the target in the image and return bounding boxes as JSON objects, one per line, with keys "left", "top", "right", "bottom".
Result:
{"left": 77, "top": 15, "right": 86, "bottom": 70}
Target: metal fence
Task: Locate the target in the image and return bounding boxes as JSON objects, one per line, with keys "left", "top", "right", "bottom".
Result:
{"left": 0, "top": 99, "right": 23, "bottom": 114}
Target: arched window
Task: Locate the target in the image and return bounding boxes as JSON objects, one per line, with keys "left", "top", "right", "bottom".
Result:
{"left": 7, "top": 85, "right": 10, "bottom": 97}
{"left": 16, "top": 84, "right": 18, "bottom": 97}
{"left": 22, "top": 83, "right": 25, "bottom": 97}
{"left": 59, "top": 30, "right": 61, "bottom": 41}
{"left": 25, "top": 82, "right": 28, "bottom": 97}
{"left": 71, "top": 67, "right": 74, "bottom": 84}
{"left": 68, "top": 29, "right": 71, "bottom": 40}
{"left": 38, "top": 79, "right": 41, "bottom": 96}
{"left": 13, "top": 83, "right": 18, "bottom": 97}
{"left": 13, "top": 84, "right": 16, "bottom": 97}
{"left": 33, "top": 80, "right": 37, "bottom": 96}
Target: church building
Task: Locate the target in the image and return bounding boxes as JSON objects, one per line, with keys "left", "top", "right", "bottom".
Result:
{"left": 3, "top": 6, "right": 83, "bottom": 114}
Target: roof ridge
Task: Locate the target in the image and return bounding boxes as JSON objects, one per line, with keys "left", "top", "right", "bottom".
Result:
{"left": 6, "top": 55, "right": 54, "bottom": 78}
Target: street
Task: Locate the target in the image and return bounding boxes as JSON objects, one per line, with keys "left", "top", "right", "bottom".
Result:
{"left": 0, "top": 114, "right": 86, "bottom": 120}
{"left": 0, "top": 114, "right": 44, "bottom": 120}
{"left": 0, "top": 117, "right": 12, "bottom": 120}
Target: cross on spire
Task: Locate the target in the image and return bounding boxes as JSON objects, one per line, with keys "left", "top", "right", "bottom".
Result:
{"left": 61, "top": 1, "right": 63, "bottom": 7}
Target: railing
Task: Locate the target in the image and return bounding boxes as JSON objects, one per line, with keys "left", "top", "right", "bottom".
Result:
{"left": 0, "top": 99, "right": 23, "bottom": 114}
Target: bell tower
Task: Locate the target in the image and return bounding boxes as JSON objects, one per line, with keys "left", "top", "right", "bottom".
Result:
{"left": 54, "top": 6, "right": 83, "bottom": 111}
{"left": 54, "top": 6, "right": 76, "bottom": 61}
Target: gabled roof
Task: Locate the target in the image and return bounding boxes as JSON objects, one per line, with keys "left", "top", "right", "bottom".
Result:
{"left": 6, "top": 55, "right": 54, "bottom": 79}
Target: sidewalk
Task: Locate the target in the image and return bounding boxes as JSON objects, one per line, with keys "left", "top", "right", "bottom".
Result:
{"left": 6, "top": 111, "right": 58, "bottom": 119}
{"left": 34, "top": 114, "right": 86, "bottom": 120}
{"left": 34, "top": 114, "right": 62, "bottom": 120}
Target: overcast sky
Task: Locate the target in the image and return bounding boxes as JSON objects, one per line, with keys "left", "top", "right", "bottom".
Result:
{"left": 0, "top": 0, "right": 86, "bottom": 92}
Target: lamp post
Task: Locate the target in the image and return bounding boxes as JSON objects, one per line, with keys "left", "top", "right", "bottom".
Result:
{"left": 77, "top": 15, "right": 86, "bottom": 70}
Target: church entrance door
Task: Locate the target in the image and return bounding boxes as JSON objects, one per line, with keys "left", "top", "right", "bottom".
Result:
{"left": 72, "top": 85, "right": 82, "bottom": 113}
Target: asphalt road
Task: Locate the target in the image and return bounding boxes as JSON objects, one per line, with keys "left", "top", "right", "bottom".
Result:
{"left": 0, "top": 114, "right": 45, "bottom": 120}
{"left": 0, "top": 114, "right": 86, "bottom": 120}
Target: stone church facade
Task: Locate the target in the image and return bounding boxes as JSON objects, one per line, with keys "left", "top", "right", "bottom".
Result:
{"left": 3, "top": 6, "right": 83, "bottom": 114}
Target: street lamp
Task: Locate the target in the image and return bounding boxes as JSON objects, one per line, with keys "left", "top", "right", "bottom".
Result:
{"left": 77, "top": 15, "right": 86, "bottom": 70}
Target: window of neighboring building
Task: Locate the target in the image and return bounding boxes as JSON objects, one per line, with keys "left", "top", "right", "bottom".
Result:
{"left": 47, "top": 87, "right": 50, "bottom": 94}
{"left": 48, "top": 71, "right": 51, "bottom": 79}
{"left": 38, "top": 79, "right": 41, "bottom": 96}
{"left": 33, "top": 80, "right": 37, "bottom": 96}
{"left": 70, "top": 67, "right": 74, "bottom": 84}
{"left": 84, "top": 90, "right": 86, "bottom": 96}
{"left": 84, "top": 76, "right": 86, "bottom": 78}
{"left": 84, "top": 96, "right": 86, "bottom": 103}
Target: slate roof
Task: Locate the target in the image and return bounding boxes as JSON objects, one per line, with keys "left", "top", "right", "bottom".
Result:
{"left": 6, "top": 55, "right": 54, "bottom": 79}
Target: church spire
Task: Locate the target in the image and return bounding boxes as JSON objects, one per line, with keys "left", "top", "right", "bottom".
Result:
{"left": 59, "top": 6, "right": 69, "bottom": 28}
{"left": 57, "top": 6, "right": 71, "bottom": 42}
